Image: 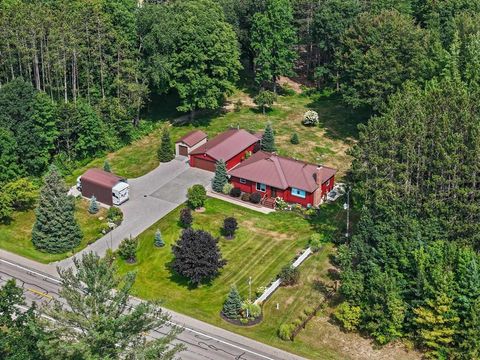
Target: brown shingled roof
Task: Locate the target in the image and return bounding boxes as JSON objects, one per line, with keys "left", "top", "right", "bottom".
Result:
{"left": 228, "top": 151, "right": 336, "bottom": 192}
{"left": 176, "top": 130, "right": 207, "bottom": 147}
{"left": 189, "top": 129, "right": 259, "bottom": 161}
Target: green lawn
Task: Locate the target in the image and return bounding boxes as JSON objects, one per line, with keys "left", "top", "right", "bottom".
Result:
{"left": 116, "top": 197, "right": 355, "bottom": 359}
{"left": 66, "top": 90, "right": 367, "bottom": 185}
{"left": 0, "top": 199, "right": 108, "bottom": 263}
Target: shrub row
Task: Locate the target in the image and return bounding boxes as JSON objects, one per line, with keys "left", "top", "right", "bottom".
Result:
{"left": 278, "top": 305, "right": 321, "bottom": 341}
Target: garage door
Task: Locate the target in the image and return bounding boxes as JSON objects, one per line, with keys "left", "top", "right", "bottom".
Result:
{"left": 178, "top": 145, "right": 188, "bottom": 156}
{"left": 193, "top": 157, "right": 216, "bottom": 172}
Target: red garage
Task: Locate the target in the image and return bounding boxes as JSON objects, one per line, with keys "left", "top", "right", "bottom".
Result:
{"left": 78, "top": 169, "right": 129, "bottom": 206}
{"left": 189, "top": 129, "right": 260, "bottom": 171}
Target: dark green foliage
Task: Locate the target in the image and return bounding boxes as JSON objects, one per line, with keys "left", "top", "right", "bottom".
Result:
{"left": 88, "top": 196, "right": 99, "bottom": 214}
{"left": 249, "top": 192, "right": 262, "bottom": 204}
{"left": 157, "top": 129, "right": 174, "bottom": 163}
{"left": 107, "top": 206, "right": 123, "bottom": 225}
{"left": 118, "top": 236, "right": 138, "bottom": 263}
{"left": 261, "top": 123, "right": 276, "bottom": 152}
{"left": 338, "top": 10, "right": 431, "bottom": 110}
{"left": 290, "top": 132, "right": 299, "bottom": 144}
{"left": 140, "top": 0, "right": 241, "bottom": 118}
{"left": 251, "top": 0, "right": 297, "bottom": 91}
{"left": 31, "top": 166, "right": 82, "bottom": 254}
{"left": 42, "top": 252, "right": 183, "bottom": 359}
{"left": 154, "top": 229, "right": 165, "bottom": 247}
{"left": 212, "top": 160, "right": 228, "bottom": 192}
{"left": 222, "top": 285, "right": 243, "bottom": 319}
{"left": 0, "top": 280, "right": 46, "bottom": 360}
{"left": 187, "top": 184, "right": 207, "bottom": 209}
{"left": 222, "top": 217, "right": 238, "bottom": 239}
{"left": 0, "top": 128, "right": 22, "bottom": 183}
{"left": 278, "top": 265, "right": 300, "bottom": 286}
{"left": 103, "top": 160, "right": 111, "bottom": 173}
{"left": 179, "top": 207, "right": 193, "bottom": 228}
{"left": 171, "top": 228, "right": 226, "bottom": 286}
{"left": 341, "top": 77, "right": 480, "bottom": 355}
{"left": 230, "top": 187, "right": 241, "bottom": 197}
{"left": 254, "top": 90, "right": 277, "bottom": 114}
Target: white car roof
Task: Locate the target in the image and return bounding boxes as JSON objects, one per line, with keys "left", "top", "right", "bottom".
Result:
{"left": 112, "top": 181, "right": 129, "bottom": 192}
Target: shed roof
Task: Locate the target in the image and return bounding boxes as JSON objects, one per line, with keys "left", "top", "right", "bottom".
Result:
{"left": 176, "top": 130, "right": 207, "bottom": 147}
{"left": 228, "top": 151, "right": 337, "bottom": 192}
{"left": 189, "top": 129, "right": 259, "bottom": 161}
{"left": 81, "top": 168, "right": 124, "bottom": 189}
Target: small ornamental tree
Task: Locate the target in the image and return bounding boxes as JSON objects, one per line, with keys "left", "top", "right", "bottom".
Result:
{"left": 88, "top": 196, "right": 99, "bottom": 214}
{"left": 222, "top": 286, "right": 243, "bottom": 319}
{"left": 212, "top": 160, "right": 228, "bottom": 193}
{"left": 261, "top": 123, "right": 276, "bottom": 152}
{"left": 171, "top": 228, "right": 226, "bottom": 286}
{"left": 179, "top": 207, "right": 193, "bottom": 228}
{"left": 103, "top": 160, "right": 111, "bottom": 172}
{"left": 154, "top": 229, "right": 165, "bottom": 247}
{"left": 118, "top": 236, "right": 138, "bottom": 263}
{"left": 290, "top": 132, "right": 299, "bottom": 144}
{"left": 187, "top": 184, "right": 207, "bottom": 209}
{"left": 254, "top": 90, "right": 277, "bottom": 114}
{"left": 278, "top": 265, "right": 300, "bottom": 286}
{"left": 157, "top": 129, "right": 174, "bottom": 163}
{"left": 32, "top": 166, "right": 82, "bottom": 254}
{"left": 302, "top": 110, "right": 319, "bottom": 126}
{"left": 222, "top": 217, "right": 238, "bottom": 239}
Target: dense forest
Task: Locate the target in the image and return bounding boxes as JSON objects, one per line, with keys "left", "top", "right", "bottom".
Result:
{"left": 1, "top": 0, "right": 480, "bottom": 358}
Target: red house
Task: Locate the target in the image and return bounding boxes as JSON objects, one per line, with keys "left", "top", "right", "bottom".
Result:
{"left": 229, "top": 151, "right": 336, "bottom": 207}
{"left": 189, "top": 129, "right": 260, "bottom": 171}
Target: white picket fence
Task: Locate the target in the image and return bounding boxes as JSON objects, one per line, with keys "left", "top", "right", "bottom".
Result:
{"left": 254, "top": 247, "right": 313, "bottom": 305}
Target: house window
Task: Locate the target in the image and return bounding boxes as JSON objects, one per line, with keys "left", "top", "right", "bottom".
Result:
{"left": 239, "top": 178, "right": 247, "bottom": 184}
{"left": 291, "top": 187, "right": 306, "bottom": 198}
{"left": 256, "top": 182, "right": 266, "bottom": 192}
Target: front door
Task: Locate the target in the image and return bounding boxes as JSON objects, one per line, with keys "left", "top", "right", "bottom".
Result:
{"left": 271, "top": 187, "right": 277, "bottom": 198}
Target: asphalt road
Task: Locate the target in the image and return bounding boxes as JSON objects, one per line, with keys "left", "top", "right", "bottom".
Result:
{"left": 0, "top": 258, "right": 305, "bottom": 360}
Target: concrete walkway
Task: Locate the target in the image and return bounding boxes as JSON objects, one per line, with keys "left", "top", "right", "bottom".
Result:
{"left": 207, "top": 191, "right": 276, "bottom": 214}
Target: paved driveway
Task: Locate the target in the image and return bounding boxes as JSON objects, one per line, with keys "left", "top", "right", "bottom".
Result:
{"left": 56, "top": 157, "right": 212, "bottom": 268}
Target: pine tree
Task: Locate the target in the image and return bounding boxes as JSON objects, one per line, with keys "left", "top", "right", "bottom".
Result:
{"left": 222, "top": 286, "right": 243, "bottom": 319}
{"left": 88, "top": 196, "right": 99, "bottom": 214}
{"left": 118, "top": 236, "right": 138, "bottom": 263}
{"left": 32, "top": 166, "right": 82, "bottom": 254}
{"left": 179, "top": 207, "right": 193, "bottom": 228}
{"left": 157, "top": 129, "right": 174, "bottom": 163}
{"left": 103, "top": 160, "right": 111, "bottom": 172}
{"left": 290, "top": 132, "right": 299, "bottom": 144}
{"left": 261, "top": 123, "right": 276, "bottom": 152}
{"left": 154, "top": 229, "right": 165, "bottom": 248}
{"left": 212, "top": 160, "right": 228, "bottom": 192}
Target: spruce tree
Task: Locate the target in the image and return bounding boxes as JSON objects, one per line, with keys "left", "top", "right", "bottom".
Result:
{"left": 290, "top": 132, "right": 299, "bottom": 144}
{"left": 154, "top": 229, "right": 165, "bottom": 248}
{"left": 261, "top": 123, "right": 276, "bottom": 152}
{"left": 222, "top": 286, "right": 243, "bottom": 319}
{"left": 88, "top": 196, "right": 99, "bottom": 214}
{"left": 157, "top": 129, "right": 174, "bottom": 163}
{"left": 212, "top": 160, "right": 228, "bottom": 193}
{"left": 103, "top": 160, "right": 111, "bottom": 172}
{"left": 31, "top": 166, "right": 82, "bottom": 254}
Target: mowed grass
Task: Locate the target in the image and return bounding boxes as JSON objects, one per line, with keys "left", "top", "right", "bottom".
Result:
{"left": 116, "top": 197, "right": 360, "bottom": 359}
{"left": 66, "top": 90, "right": 367, "bottom": 185}
{"left": 0, "top": 199, "right": 107, "bottom": 263}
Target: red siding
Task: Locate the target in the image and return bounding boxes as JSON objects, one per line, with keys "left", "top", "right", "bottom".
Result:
{"left": 225, "top": 143, "right": 256, "bottom": 170}
{"left": 230, "top": 175, "right": 335, "bottom": 207}
{"left": 190, "top": 143, "right": 257, "bottom": 171}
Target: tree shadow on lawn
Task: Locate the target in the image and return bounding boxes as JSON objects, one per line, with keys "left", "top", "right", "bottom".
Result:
{"left": 306, "top": 93, "right": 370, "bottom": 142}
{"left": 165, "top": 259, "right": 214, "bottom": 291}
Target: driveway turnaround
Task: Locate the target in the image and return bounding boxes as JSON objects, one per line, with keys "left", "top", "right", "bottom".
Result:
{"left": 56, "top": 157, "right": 212, "bottom": 269}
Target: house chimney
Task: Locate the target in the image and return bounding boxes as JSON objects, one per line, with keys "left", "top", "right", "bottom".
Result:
{"left": 315, "top": 166, "right": 323, "bottom": 185}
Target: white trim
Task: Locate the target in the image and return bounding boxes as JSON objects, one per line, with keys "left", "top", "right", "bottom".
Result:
{"left": 291, "top": 187, "right": 306, "bottom": 198}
